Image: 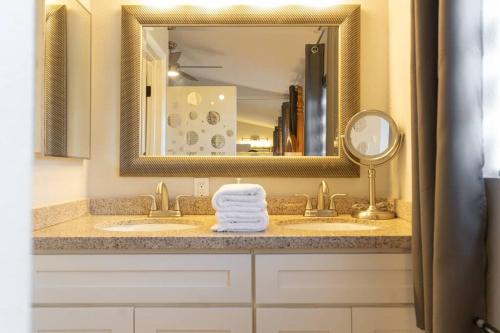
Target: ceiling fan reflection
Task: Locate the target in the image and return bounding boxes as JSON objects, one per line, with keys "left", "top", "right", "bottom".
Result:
{"left": 168, "top": 41, "right": 223, "bottom": 81}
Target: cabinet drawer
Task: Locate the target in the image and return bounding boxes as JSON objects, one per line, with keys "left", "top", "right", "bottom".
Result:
{"left": 256, "top": 308, "right": 351, "bottom": 333}
{"left": 352, "top": 307, "right": 422, "bottom": 333}
{"left": 33, "top": 307, "right": 133, "bottom": 333}
{"left": 135, "top": 307, "right": 252, "bottom": 333}
{"left": 255, "top": 253, "right": 413, "bottom": 304}
{"left": 34, "top": 254, "right": 251, "bottom": 304}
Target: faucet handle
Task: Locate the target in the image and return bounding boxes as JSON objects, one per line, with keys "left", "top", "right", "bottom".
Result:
{"left": 141, "top": 194, "right": 157, "bottom": 211}
{"left": 174, "top": 195, "right": 191, "bottom": 212}
{"left": 329, "top": 194, "right": 347, "bottom": 211}
{"left": 295, "top": 194, "right": 313, "bottom": 210}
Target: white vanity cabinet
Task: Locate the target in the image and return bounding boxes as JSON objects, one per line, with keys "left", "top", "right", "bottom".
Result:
{"left": 33, "top": 253, "right": 421, "bottom": 332}
{"left": 33, "top": 254, "right": 253, "bottom": 333}
{"left": 254, "top": 253, "right": 420, "bottom": 333}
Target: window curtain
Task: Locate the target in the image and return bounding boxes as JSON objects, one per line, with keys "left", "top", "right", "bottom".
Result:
{"left": 411, "top": 0, "right": 487, "bottom": 332}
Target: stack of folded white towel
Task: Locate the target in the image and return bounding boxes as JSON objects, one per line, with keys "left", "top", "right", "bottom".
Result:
{"left": 211, "top": 183, "right": 269, "bottom": 232}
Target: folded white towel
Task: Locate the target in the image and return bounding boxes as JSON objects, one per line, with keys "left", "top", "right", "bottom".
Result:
{"left": 215, "top": 211, "right": 269, "bottom": 224}
{"left": 212, "top": 184, "right": 267, "bottom": 211}
{"left": 211, "top": 221, "right": 268, "bottom": 232}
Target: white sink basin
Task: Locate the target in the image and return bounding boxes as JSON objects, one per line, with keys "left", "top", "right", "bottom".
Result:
{"left": 282, "top": 222, "right": 379, "bottom": 232}
{"left": 96, "top": 219, "right": 199, "bottom": 232}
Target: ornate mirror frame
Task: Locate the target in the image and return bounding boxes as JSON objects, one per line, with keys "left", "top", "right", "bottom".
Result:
{"left": 121, "top": 5, "right": 360, "bottom": 177}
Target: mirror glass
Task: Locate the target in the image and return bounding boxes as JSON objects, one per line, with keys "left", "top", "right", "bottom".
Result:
{"left": 346, "top": 114, "right": 395, "bottom": 158}
{"left": 37, "top": 0, "right": 91, "bottom": 158}
{"left": 140, "top": 26, "right": 339, "bottom": 157}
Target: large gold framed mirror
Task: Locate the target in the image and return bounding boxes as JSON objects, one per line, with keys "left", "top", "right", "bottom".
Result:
{"left": 121, "top": 5, "right": 360, "bottom": 177}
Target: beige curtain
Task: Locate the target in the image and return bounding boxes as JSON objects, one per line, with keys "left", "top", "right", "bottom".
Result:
{"left": 411, "top": 0, "right": 487, "bottom": 332}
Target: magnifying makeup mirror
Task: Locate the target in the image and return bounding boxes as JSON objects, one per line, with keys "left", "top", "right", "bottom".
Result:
{"left": 342, "top": 110, "right": 404, "bottom": 219}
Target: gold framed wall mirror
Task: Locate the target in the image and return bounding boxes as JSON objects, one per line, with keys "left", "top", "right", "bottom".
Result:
{"left": 121, "top": 5, "right": 360, "bottom": 177}
{"left": 37, "top": 0, "right": 92, "bottom": 159}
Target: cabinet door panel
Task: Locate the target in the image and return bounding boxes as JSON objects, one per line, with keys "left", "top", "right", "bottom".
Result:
{"left": 135, "top": 307, "right": 252, "bottom": 333}
{"left": 256, "top": 254, "right": 413, "bottom": 304}
{"left": 34, "top": 254, "right": 251, "bottom": 304}
{"left": 32, "top": 307, "right": 133, "bottom": 333}
{"left": 352, "top": 307, "right": 423, "bottom": 333}
{"left": 257, "top": 308, "right": 351, "bottom": 333}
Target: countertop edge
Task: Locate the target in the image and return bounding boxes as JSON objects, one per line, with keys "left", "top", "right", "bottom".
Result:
{"left": 33, "top": 235, "right": 411, "bottom": 252}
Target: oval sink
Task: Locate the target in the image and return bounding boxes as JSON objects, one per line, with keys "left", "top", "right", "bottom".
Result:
{"left": 96, "top": 219, "right": 200, "bottom": 232}
{"left": 281, "top": 222, "right": 379, "bottom": 232}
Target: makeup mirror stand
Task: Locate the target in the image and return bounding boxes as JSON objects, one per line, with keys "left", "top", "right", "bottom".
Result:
{"left": 342, "top": 133, "right": 404, "bottom": 220}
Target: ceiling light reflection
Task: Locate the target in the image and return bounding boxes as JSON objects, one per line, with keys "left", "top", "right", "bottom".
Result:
{"left": 141, "top": 0, "right": 342, "bottom": 9}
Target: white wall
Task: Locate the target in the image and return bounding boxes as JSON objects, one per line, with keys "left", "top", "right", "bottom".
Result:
{"left": 388, "top": 0, "right": 412, "bottom": 201}
{"left": 483, "top": 0, "right": 500, "bottom": 178}
{"left": 32, "top": 0, "right": 91, "bottom": 208}
{"left": 90, "top": 0, "right": 392, "bottom": 199}
{"left": 0, "top": 2, "right": 35, "bottom": 331}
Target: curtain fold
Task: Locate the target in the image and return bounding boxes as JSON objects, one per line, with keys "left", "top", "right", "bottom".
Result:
{"left": 411, "top": 0, "right": 487, "bottom": 332}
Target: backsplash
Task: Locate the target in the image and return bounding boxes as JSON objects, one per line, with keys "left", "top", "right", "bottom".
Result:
{"left": 88, "top": 195, "right": 397, "bottom": 216}
{"left": 33, "top": 199, "right": 89, "bottom": 231}
{"left": 33, "top": 196, "right": 411, "bottom": 231}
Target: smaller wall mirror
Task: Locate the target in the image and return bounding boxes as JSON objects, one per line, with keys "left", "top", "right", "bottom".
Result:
{"left": 37, "top": 0, "right": 91, "bottom": 159}
{"left": 343, "top": 110, "right": 403, "bottom": 219}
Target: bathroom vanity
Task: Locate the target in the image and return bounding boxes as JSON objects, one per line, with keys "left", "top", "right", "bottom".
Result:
{"left": 31, "top": 2, "right": 422, "bottom": 332}
{"left": 32, "top": 213, "right": 419, "bottom": 333}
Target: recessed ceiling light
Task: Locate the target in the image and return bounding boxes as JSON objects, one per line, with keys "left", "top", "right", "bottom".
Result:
{"left": 168, "top": 70, "right": 180, "bottom": 77}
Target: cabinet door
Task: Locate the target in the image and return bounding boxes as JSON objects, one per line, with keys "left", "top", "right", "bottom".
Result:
{"left": 257, "top": 308, "right": 351, "bottom": 333}
{"left": 352, "top": 307, "right": 423, "bottom": 333}
{"left": 33, "top": 307, "right": 133, "bottom": 333}
{"left": 135, "top": 307, "right": 252, "bottom": 333}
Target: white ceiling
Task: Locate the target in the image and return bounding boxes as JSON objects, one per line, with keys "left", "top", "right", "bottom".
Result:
{"left": 147, "top": 26, "right": 324, "bottom": 127}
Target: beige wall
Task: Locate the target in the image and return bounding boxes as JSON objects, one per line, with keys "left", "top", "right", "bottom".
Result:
{"left": 388, "top": 0, "right": 412, "bottom": 201}
{"left": 32, "top": 0, "right": 91, "bottom": 208}
{"left": 32, "top": 158, "right": 89, "bottom": 208}
{"left": 89, "top": 0, "right": 394, "bottom": 199}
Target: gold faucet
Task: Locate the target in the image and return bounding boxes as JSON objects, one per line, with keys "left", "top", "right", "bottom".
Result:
{"left": 156, "top": 181, "right": 169, "bottom": 211}
{"left": 296, "top": 181, "right": 346, "bottom": 217}
{"left": 145, "top": 182, "right": 190, "bottom": 217}
{"left": 317, "top": 180, "right": 329, "bottom": 210}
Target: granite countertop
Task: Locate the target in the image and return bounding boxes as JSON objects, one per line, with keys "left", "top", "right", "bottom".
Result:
{"left": 33, "top": 214, "right": 412, "bottom": 252}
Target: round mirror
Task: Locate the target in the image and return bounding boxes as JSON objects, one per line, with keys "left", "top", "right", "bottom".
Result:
{"left": 344, "top": 110, "right": 399, "bottom": 164}
{"left": 342, "top": 109, "right": 403, "bottom": 220}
